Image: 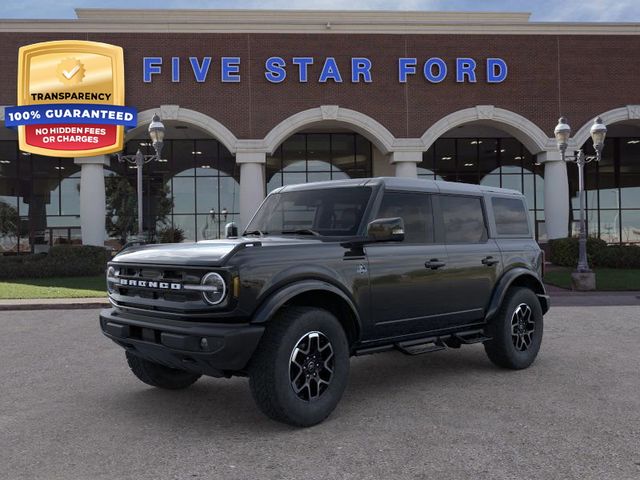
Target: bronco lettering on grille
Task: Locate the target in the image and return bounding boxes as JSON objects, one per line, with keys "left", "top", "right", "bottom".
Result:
{"left": 118, "top": 278, "right": 182, "bottom": 290}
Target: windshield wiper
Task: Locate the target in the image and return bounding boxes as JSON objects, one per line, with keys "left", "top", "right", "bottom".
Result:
{"left": 280, "top": 228, "right": 321, "bottom": 236}
{"left": 243, "top": 229, "right": 267, "bottom": 236}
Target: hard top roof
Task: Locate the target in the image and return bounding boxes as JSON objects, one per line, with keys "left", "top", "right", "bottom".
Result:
{"left": 276, "top": 177, "right": 522, "bottom": 196}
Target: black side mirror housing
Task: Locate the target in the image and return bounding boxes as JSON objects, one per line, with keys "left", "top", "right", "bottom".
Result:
{"left": 366, "top": 217, "right": 405, "bottom": 242}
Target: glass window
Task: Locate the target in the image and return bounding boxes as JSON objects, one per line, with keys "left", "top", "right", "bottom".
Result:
{"left": 307, "top": 134, "right": 331, "bottom": 172}
{"left": 172, "top": 177, "right": 195, "bottom": 214}
{"left": 265, "top": 133, "right": 372, "bottom": 193}
{"left": 434, "top": 138, "right": 456, "bottom": 176}
{"left": 621, "top": 210, "right": 640, "bottom": 244}
{"left": 376, "top": 191, "right": 434, "bottom": 244}
{"left": 440, "top": 195, "right": 487, "bottom": 244}
{"left": 492, "top": 197, "right": 530, "bottom": 236}
{"left": 246, "top": 187, "right": 372, "bottom": 237}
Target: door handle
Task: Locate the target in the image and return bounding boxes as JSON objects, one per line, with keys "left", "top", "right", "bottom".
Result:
{"left": 481, "top": 256, "right": 500, "bottom": 266}
{"left": 425, "top": 259, "right": 446, "bottom": 270}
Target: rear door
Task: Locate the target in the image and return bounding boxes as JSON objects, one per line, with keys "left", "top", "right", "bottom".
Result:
{"left": 365, "top": 190, "right": 451, "bottom": 338}
{"left": 438, "top": 194, "right": 503, "bottom": 325}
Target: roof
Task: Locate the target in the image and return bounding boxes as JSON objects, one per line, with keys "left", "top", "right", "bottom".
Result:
{"left": 1, "top": 9, "right": 640, "bottom": 35}
{"left": 277, "top": 177, "right": 523, "bottom": 196}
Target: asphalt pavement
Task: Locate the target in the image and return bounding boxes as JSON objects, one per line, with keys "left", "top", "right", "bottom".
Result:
{"left": 1, "top": 306, "right": 639, "bottom": 480}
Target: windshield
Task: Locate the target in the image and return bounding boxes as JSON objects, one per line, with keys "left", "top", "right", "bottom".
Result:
{"left": 245, "top": 186, "right": 373, "bottom": 237}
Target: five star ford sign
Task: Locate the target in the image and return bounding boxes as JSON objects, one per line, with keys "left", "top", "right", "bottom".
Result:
{"left": 4, "top": 40, "right": 137, "bottom": 157}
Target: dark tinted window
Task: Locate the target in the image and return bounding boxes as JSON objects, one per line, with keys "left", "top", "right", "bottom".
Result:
{"left": 246, "top": 187, "right": 372, "bottom": 236}
{"left": 440, "top": 195, "right": 487, "bottom": 243}
{"left": 377, "top": 191, "right": 434, "bottom": 243}
{"left": 492, "top": 197, "right": 530, "bottom": 235}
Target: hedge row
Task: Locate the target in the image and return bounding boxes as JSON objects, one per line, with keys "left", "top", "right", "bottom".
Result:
{"left": 0, "top": 245, "right": 111, "bottom": 279}
{"left": 549, "top": 237, "right": 640, "bottom": 269}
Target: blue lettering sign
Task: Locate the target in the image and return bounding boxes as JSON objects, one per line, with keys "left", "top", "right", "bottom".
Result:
{"left": 221, "top": 57, "right": 241, "bottom": 83}
{"left": 351, "top": 58, "right": 372, "bottom": 83}
{"left": 189, "top": 57, "right": 211, "bottom": 83}
{"left": 292, "top": 57, "right": 314, "bottom": 82}
{"left": 143, "top": 57, "right": 162, "bottom": 83}
{"left": 265, "top": 56, "right": 287, "bottom": 83}
{"left": 424, "top": 58, "right": 447, "bottom": 83}
{"left": 456, "top": 58, "right": 477, "bottom": 83}
{"left": 398, "top": 58, "right": 417, "bottom": 83}
{"left": 171, "top": 57, "right": 180, "bottom": 83}
{"left": 319, "top": 57, "right": 342, "bottom": 83}
{"left": 487, "top": 58, "right": 508, "bottom": 83}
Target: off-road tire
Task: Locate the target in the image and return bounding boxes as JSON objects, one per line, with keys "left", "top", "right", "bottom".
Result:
{"left": 484, "top": 287, "right": 543, "bottom": 370}
{"left": 125, "top": 351, "right": 201, "bottom": 390}
{"left": 248, "top": 307, "right": 350, "bottom": 427}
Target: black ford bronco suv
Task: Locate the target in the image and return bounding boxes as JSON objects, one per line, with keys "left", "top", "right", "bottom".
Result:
{"left": 100, "top": 177, "right": 549, "bottom": 427}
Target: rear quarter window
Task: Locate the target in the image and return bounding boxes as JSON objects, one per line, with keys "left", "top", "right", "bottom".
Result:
{"left": 492, "top": 197, "right": 530, "bottom": 236}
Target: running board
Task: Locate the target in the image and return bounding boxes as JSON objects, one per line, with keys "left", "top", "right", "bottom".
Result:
{"left": 354, "top": 329, "right": 492, "bottom": 357}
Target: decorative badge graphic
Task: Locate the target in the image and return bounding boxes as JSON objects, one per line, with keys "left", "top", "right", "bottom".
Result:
{"left": 4, "top": 40, "right": 137, "bottom": 157}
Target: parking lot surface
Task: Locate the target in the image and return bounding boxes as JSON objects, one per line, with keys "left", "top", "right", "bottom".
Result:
{"left": 1, "top": 306, "right": 639, "bottom": 480}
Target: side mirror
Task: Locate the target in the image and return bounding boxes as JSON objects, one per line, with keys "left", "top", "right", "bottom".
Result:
{"left": 367, "top": 217, "right": 405, "bottom": 242}
{"left": 224, "top": 222, "right": 238, "bottom": 238}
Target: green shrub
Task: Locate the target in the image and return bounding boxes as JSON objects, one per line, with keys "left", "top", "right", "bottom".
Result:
{"left": 548, "top": 237, "right": 607, "bottom": 267}
{"left": 157, "top": 226, "right": 185, "bottom": 244}
{"left": 549, "top": 237, "right": 640, "bottom": 269}
{"left": 0, "top": 245, "right": 111, "bottom": 279}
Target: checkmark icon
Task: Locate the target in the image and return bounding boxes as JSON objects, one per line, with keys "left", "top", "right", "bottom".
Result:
{"left": 62, "top": 65, "right": 80, "bottom": 79}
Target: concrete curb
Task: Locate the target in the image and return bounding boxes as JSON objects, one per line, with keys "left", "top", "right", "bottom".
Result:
{"left": 0, "top": 298, "right": 110, "bottom": 311}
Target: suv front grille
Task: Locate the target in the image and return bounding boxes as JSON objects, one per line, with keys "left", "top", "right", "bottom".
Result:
{"left": 107, "top": 264, "right": 228, "bottom": 317}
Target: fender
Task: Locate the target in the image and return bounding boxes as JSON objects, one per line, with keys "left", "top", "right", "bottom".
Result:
{"left": 485, "top": 267, "right": 549, "bottom": 321}
{"left": 251, "top": 279, "right": 362, "bottom": 328}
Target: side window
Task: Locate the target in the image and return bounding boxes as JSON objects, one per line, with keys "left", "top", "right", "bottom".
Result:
{"left": 440, "top": 195, "right": 487, "bottom": 244}
{"left": 376, "top": 191, "right": 434, "bottom": 243}
{"left": 492, "top": 197, "right": 530, "bottom": 236}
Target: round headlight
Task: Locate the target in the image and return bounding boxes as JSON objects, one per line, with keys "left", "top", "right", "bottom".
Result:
{"left": 201, "top": 272, "right": 226, "bottom": 305}
{"left": 106, "top": 266, "right": 116, "bottom": 294}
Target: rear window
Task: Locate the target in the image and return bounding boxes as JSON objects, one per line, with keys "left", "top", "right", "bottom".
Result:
{"left": 492, "top": 197, "right": 530, "bottom": 236}
{"left": 440, "top": 195, "right": 487, "bottom": 244}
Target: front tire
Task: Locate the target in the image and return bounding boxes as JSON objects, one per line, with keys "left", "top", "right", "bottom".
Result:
{"left": 248, "top": 307, "right": 350, "bottom": 427}
{"left": 125, "top": 351, "right": 201, "bottom": 390}
{"left": 484, "top": 287, "right": 543, "bottom": 370}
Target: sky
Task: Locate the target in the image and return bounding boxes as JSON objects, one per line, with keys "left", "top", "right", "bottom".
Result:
{"left": 1, "top": 0, "right": 638, "bottom": 22}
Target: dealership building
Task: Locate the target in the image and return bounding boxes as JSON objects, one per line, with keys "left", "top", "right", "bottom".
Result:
{"left": 1, "top": 8, "right": 640, "bottom": 252}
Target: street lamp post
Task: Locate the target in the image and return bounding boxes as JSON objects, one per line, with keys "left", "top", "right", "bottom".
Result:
{"left": 116, "top": 114, "right": 165, "bottom": 238}
{"left": 553, "top": 116, "right": 607, "bottom": 289}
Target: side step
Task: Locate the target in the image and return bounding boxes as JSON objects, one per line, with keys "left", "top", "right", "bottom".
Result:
{"left": 395, "top": 337, "right": 446, "bottom": 356}
{"left": 453, "top": 329, "right": 492, "bottom": 345}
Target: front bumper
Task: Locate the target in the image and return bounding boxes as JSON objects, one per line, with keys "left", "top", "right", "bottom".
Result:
{"left": 99, "top": 308, "right": 264, "bottom": 376}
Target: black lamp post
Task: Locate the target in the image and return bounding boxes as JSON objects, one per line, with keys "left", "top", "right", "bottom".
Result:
{"left": 116, "top": 113, "right": 165, "bottom": 237}
{"left": 553, "top": 116, "right": 607, "bottom": 285}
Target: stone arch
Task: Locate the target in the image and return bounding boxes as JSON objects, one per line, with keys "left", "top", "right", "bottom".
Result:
{"left": 127, "top": 105, "right": 239, "bottom": 154}
{"left": 420, "top": 105, "right": 552, "bottom": 154}
{"left": 263, "top": 105, "right": 396, "bottom": 155}
{"left": 572, "top": 105, "right": 640, "bottom": 148}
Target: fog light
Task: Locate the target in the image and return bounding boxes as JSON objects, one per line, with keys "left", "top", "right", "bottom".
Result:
{"left": 200, "top": 337, "right": 209, "bottom": 350}
{"left": 201, "top": 272, "right": 226, "bottom": 305}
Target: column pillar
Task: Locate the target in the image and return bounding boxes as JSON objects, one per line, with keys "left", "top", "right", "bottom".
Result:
{"left": 237, "top": 151, "right": 266, "bottom": 230}
{"left": 74, "top": 155, "right": 109, "bottom": 246}
{"left": 390, "top": 151, "right": 422, "bottom": 178}
{"left": 538, "top": 151, "right": 569, "bottom": 240}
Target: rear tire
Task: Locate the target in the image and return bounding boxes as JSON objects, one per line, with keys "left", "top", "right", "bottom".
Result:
{"left": 125, "top": 351, "right": 201, "bottom": 390}
{"left": 484, "top": 287, "right": 543, "bottom": 370}
{"left": 248, "top": 307, "right": 350, "bottom": 427}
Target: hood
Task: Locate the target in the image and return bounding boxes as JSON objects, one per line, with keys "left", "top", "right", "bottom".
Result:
{"left": 112, "top": 236, "right": 324, "bottom": 266}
